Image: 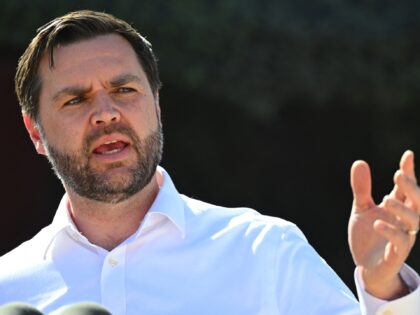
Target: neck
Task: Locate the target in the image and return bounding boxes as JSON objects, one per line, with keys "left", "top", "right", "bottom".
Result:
{"left": 65, "top": 172, "right": 160, "bottom": 251}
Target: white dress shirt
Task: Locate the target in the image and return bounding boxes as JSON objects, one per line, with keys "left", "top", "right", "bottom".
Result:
{"left": 0, "top": 166, "right": 418, "bottom": 314}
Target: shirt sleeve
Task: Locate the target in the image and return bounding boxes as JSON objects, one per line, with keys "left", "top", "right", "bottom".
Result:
{"left": 273, "top": 225, "right": 361, "bottom": 314}
{"left": 355, "top": 265, "right": 420, "bottom": 315}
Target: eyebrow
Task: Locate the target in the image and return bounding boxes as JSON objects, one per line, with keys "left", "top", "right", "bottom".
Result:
{"left": 109, "top": 73, "right": 144, "bottom": 87}
{"left": 51, "top": 73, "right": 144, "bottom": 103}
{"left": 52, "top": 85, "right": 90, "bottom": 103}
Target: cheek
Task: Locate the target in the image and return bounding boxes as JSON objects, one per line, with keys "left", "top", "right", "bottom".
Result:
{"left": 124, "top": 102, "right": 159, "bottom": 132}
{"left": 40, "top": 113, "right": 87, "bottom": 152}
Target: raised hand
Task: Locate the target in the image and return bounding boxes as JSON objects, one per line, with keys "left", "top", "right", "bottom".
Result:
{"left": 348, "top": 150, "right": 419, "bottom": 299}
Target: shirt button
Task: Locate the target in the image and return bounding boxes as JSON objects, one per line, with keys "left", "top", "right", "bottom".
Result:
{"left": 72, "top": 233, "right": 81, "bottom": 241}
{"left": 108, "top": 257, "right": 118, "bottom": 267}
{"left": 382, "top": 310, "right": 393, "bottom": 315}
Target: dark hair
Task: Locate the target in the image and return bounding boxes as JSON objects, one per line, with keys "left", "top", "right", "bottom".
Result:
{"left": 15, "top": 10, "right": 161, "bottom": 119}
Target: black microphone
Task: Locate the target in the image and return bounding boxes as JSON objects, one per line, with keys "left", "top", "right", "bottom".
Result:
{"left": 52, "top": 302, "right": 112, "bottom": 315}
{"left": 0, "top": 302, "right": 43, "bottom": 315}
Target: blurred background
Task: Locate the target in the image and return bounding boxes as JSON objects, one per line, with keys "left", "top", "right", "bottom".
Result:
{"left": 1, "top": 0, "right": 419, "bottom": 294}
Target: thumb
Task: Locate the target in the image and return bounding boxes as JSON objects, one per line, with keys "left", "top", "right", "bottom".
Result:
{"left": 351, "top": 160, "right": 375, "bottom": 211}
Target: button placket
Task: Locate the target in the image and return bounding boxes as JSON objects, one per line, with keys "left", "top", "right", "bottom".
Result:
{"left": 101, "top": 246, "right": 126, "bottom": 315}
{"left": 108, "top": 257, "right": 118, "bottom": 267}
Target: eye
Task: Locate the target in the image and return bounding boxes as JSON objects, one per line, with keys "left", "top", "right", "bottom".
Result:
{"left": 116, "top": 87, "right": 136, "bottom": 93}
{"left": 64, "top": 96, "right": 84, "bottom": 106}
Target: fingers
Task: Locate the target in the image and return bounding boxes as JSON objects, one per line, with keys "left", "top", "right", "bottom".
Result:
{"left": 383, "top": 196, "right": 420, "bottom": 232}
{"left": 400, "top": 150, "right": 415, "bottom": 179}
{"left": 390, "top": 150, "right": 415, "bottom": 202}
{"left": 374, "top": 220, "right": 415, "bottom": 258}
{"left": 390, "top": 182, "right": 405, "bottom": 203}
{"left": 351, "top": 160, "right": 375, "bottom": 211}
{"left": 395, "top": 170, "right": 420, "bottom": 212}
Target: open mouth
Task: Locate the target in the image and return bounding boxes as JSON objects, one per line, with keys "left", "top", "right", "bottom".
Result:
{"left": 93, "top": 140, "right": 130, "bottom": 155}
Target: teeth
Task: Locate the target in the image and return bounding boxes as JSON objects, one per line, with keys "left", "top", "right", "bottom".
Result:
{"left": 104, "top": 140, "right": 119, "bottom": 145}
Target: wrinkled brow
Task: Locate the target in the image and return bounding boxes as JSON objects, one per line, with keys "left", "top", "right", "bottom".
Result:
{"left": 52, "top": 85, "right": 90, "bottom": 102}
{"left": 51, "top": 74, "right": 144, "bottom": 102}
{"left": 109, "top": 73, "right": 143, "bottom": 87}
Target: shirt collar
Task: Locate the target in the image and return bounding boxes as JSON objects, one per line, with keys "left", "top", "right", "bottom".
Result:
{"left": 41, "top": 165, "right": 186, "bottom": 258}
{"left": 144, "top": 166, "right": 186, "bottom": 238}
{"left": 37, "top": 195, "right": 77, "bottom": 260}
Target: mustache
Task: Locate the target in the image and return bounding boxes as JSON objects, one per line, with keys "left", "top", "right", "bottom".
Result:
{"left": 84, "top": 123, "right": 140, "bottom": 151}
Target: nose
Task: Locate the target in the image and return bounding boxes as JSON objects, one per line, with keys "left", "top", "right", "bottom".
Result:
{"left": 90, "top": 92, "right": 121, "bottom": 126}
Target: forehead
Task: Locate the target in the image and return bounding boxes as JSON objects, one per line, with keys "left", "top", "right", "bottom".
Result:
{"left": 38, "top": 34, "right": 146, "bottom": 89}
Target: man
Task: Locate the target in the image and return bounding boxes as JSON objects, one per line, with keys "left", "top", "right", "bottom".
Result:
{"left": 0, "top": 10, "right": 418, "bottom": 314}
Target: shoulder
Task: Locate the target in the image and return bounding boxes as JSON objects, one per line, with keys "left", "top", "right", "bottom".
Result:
{"left": 0, "top": 225, "right": 56, "bottom": 280}
{"left": 0, "top": 225, "right": 62, "bottom": 303}
{"left": 180, "top": 194, "right": 308, "bottom": 247}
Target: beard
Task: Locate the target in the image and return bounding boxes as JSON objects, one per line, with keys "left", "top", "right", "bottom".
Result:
{"left": 41, "top": 123, "right": 163, "bottom": 204}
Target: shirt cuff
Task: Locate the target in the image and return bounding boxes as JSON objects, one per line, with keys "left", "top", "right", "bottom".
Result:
{"left": 355, "top": 265, "right": 420, "bottom": 315}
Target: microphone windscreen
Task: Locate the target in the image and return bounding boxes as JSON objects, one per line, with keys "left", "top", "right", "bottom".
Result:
{"left": 0, "top": 302, "right": 43, "bottom": 315}
{"left": 53, "top": 302, "right": 111, "bottom": 315}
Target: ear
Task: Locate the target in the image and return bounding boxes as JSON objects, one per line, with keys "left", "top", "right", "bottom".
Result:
{"left": 154, "top": 92, "right": 161, "bottom": 121}
{"left": 22, "top": 113, "right": 47, "bottom": 155}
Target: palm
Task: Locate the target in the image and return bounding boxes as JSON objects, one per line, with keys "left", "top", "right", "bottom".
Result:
{"left": 349, "top": 204, "right": 398, "bottom": 276}
{"left": 348, "top": 152, "right": 418, "bottom": 298}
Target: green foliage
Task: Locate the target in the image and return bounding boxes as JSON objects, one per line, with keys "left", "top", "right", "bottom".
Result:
{"left": 2, "top": 0, "right": 420, "bottom": 120}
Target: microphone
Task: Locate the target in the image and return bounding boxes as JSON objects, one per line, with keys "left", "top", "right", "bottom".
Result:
{"left": 0, "top": 302, "right": 43, "bottom": 314}
{"left": 0, "top": 302, "right": 112, "bottom": 315}
{"left": 51, "top": 302, "right": 112, "bottom": 315}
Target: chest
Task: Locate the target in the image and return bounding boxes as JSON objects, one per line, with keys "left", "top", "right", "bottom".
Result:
{"left": 39, "top": 234, "right": 275, "bottom": 315}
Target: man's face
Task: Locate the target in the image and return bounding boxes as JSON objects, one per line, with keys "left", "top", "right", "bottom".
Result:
{"left": 24, "top": 34, "right": 163, "bottom": 203}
